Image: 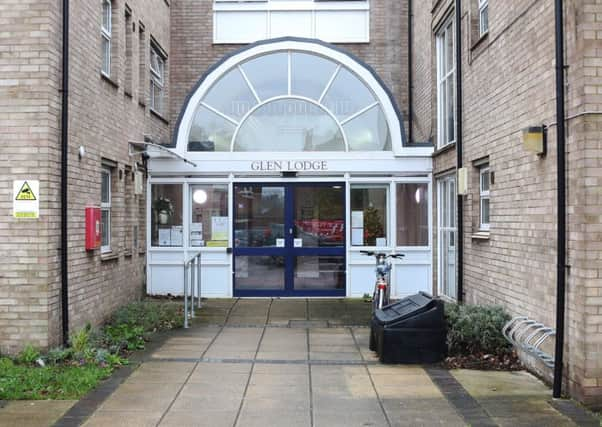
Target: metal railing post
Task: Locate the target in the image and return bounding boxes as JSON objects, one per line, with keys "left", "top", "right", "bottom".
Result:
{"left": 197, "top": 253, "right": 202, "bottom": 309}
{"left": 183, "top": 261, "right": 189, "bottom": 329}
{"left": 190, "top": 256, "right": 196, "bottom": 318}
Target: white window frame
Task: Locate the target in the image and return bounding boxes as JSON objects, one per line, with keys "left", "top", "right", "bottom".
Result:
{"left": 436, "top": 17, "right": 456, "bottom": 149}
{"left": 479, "top": 0, "right": 489, "bottom": 37}
{"left": 350, "top": 184, "right": 390, "bottom": 249}
{"left": 101, "top": 167, "right": 112, "bottom": 253}
{"left": 101, "top": 0, "right": 112, "bottom": 77}
{"left": 479, "top": 166, "right": 490, "bottom": 231}
{"left": 150, "top": 45, "right": 165, "bottom": 115}
{"left": 437, "top": 174, "right": 457, "bottom": 300}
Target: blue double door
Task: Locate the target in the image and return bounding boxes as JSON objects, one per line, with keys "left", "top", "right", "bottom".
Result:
{"left": 233, "top": 183, "right": 346, "bottom": 297}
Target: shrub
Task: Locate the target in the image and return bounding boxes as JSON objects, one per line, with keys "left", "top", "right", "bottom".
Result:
{"left": 109, "top": 301, "right": 182, "bottom": 333}
{"left": 16, "top": 345, "right": 41, "bottom": 365}
{"left": 445, "top": 303, "right": 512, "bottom": 356}
{"left": 104, "top": 324, "right": 146, "bottom": 352}
{"left": 46, "top": 347, "right": 72, "bottom": 365}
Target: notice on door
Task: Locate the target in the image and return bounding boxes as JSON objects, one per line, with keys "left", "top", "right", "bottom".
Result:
{"left": 13, "top": 180, "right": 39, "bottom": 219}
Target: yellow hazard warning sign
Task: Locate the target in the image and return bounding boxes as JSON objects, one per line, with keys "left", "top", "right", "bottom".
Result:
{"left": 15, "top": 181, "right": 37, "bottom": 201}
{"left": 13, "top": 180, "right": 39, "bottom": 219}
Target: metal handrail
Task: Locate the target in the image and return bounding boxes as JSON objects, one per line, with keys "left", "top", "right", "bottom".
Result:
{"left": 183, "top": 251, "right": 202, "bottom": 328}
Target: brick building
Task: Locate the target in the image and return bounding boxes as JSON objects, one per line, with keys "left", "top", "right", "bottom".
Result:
{"left": 0, "top": 0, "right": 169, "bottom": 351}
{"left": 0, "top": 0, "right": 600, "bottom": 407}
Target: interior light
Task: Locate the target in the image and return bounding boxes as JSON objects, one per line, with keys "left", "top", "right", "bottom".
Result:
{"left": 193, "top": 189, "right": 208, "bottom": 204}
{"left": 415, "top": 188, "right": 422, "bottom": 204}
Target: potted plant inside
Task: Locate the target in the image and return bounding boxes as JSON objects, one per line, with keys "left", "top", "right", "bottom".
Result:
{"left": 154, "top": 197, "right": 174, "bottom": 225}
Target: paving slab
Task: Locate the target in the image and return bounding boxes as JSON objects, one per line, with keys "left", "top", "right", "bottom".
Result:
{"left": 83, "top": 410, "right": 163, "bottom": 427}
{"left": 0, "top": 400, "right": 76, "bottom": 427}
{"left": 46, "top": 299, "right": 599, "bottom": 427}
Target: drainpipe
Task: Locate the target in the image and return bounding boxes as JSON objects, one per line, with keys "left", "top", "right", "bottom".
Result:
{"left": 408, "top": 0, "right": 413, "bottom": 144}
{"left": 455, "top": 0, "right": 464, "bottom": 303}
{"left": 61, "top": 0, "right": 70, "bottom": 346}
{"left": 553, "top": 0, "right": 566, "bottom": 399}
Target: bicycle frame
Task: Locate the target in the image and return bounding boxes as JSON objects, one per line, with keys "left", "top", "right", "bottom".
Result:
{"left": 361, "top": 251, "right": 404, "bottom": 312}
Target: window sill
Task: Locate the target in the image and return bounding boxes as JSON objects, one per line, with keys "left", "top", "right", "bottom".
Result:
{"left": 471, "top": 231, "right": 490, "bottom": 241}
{"left": 150, "top": 108, "right": 169, "bottom": 125}
{"left": 124, "top": 250, "right": 133, "bottom": 258}
{"left": 471, "top": 31, "right": 489, "bottom": 51}
{"left": 100, "top": 251, "right": 120, "bottom": 262}
{"left": 433, "top": 142, "right": 456, "bottom": 157}
{"left": 100, "top": 72, "right": 119, "bottom": 89}
{"left": 124, "top": 90, "right": 133, "bottom": 99}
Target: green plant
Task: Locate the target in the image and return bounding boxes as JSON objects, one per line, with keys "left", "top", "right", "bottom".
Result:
{"left": 445, "top": 303, "right": 512, "bottom": 356}
{"left": 16, "top": 345, "right": 41, "bottom": 365}
{"left": 0, "top": 361, "right": 111, "bottom": 400}
{"left": 104, "top": 324, "right": 146, "bottom": 352}
{"left": 46, "top": 347, "right": 72, "bottom": 365}
{"left": 70, "top": 324, "right": 92, "bottom": 355}
{"left": 153, "top": 196, "right": 174, "bottom": 217}
{"left": 110, "top": 301, "right": 182, "bottom": 333}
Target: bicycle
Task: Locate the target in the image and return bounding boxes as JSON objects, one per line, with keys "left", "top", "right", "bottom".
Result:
{"left": 361, "top": 251, "right": 405, "bottom": 312}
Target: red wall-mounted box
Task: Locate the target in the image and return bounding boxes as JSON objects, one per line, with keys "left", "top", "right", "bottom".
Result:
{"left": 85, "top": 207, "right": 101, "bottom": 251}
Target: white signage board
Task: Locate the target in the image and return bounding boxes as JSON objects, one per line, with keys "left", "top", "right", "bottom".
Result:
{"left": 13, "top": 180, "right": 39, "bottom": 219}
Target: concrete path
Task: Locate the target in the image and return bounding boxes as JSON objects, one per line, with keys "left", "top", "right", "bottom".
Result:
{"left": 61, "top": 299, "right": 598, "bottom": 426}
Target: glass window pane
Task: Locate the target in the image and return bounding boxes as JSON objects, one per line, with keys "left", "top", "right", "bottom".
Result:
{"left": 190, "top": 185, "right": 229, "bottom": 247}
{"left": 234, "top": 99, "right": 345, "bottom": 152}
{"left": 101, "top": 170, "right": 110, "bottom": 203}
{"left": 322, "top": 68, "right": 376, "bottom": 120}
{"left": 101, "top": 210, "right": 110, "bottom": 247}
{"left": 151, "top": 184, "right": 183, "bottom": 247}
{"left": 481, "top": 169, "right": 490, "bottom": 192}
{"left": 446, "top": 76, "right": 455, "bottom": 143}
{"left": 241, "top": 52, "right": 288, "bottom": 101}
{"left": 397, "top": 183, "right": 429, "bottom": 247}
{"left": 294, "top": 256, "right": 345, "bottom": 290}
{"left": 344, "top": 106, "right": 391, "bottom": 151}
{"left": 350, "top": 186, "right": 388, "bottom": 247}
{"left": 481, "top": 198, "right": 490, "bottom": 226}
{"left": 446, "top": 25, "right": 454, "bottom": 73}
{"left": 234, "top": 185, "right": 285, "bottom": 248}
{"left": 235, "top": 256, "right": 285, "bottom": 290}
{"left": 203, "top": 68, "right": 257, "bottom": 120}
{"left": 102, "top": 37, "right": 110, "bottom": 74}
{"left": 294, "top": 185, "right": 345, "bottom": 248}
{"left": 102, "top": 1, "right": 111, "bottom": 32}
{"left": 189, "top": 105, "right": 236, "bottom": 152}
{"left": 291, "top": 52, "right": 338, "bottom": 100}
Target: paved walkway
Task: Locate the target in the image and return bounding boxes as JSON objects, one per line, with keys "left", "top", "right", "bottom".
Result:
{"left": 57, "top": 299, "right": 598, "bottom": 427}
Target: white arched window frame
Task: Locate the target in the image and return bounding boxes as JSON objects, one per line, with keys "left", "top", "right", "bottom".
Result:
{"left": 175, "top": 39, "right": 410, "bottom": 158}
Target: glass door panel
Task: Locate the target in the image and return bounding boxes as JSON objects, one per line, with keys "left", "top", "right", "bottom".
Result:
{"left": 293, "top": 185, "right": 345, "bottom": 248}
{"left": 234, "top": 185, "right": 285, "bottom": 248}
{"left": 235, "top": 256, "right": 285, "bottom": 291}
{"left": 294, "top": 256, "right": 345, "bottom": 290}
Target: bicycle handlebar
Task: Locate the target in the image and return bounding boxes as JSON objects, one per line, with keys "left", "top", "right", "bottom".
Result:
{"left": 360, "top": 251, "right": 405, "bottom": 259}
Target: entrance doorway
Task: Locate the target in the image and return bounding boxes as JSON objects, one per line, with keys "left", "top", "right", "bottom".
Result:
{"left": 233, "top": 183, "right": 346, "bottom": 297}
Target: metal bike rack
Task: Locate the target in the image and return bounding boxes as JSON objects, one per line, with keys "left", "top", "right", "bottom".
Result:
{"left": 183, "top": 252, "right": 202, "bottom": 329}
{"left": 502, "top": 316, "right": 556, "bottom": 368}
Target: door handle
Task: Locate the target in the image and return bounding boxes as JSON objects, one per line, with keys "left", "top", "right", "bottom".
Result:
{"left": 289, "top": 228, "right": 293, "bottom": 235}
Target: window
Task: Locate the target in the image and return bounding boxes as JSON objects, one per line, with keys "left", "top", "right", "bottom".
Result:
{"left": 479, "top": 0, "right": 489, "bottom": 36}
{"left": 190, "top": 185, "right": 229, "bottom": 247}
{"left": 151, "top": 184, "right": 183, "bottom": 247}
{"left": 479, "top": 166, "right": 490, "bottom": 230}
{"left": 213, "top": 0, "right": 370, "bottom": 44}
{"left": 188, "top": 50, "right": 391, "bottom": 153}
{"left": 350, "top": 186, "right": 388, "bottom": 247}
{"left": 396, "top": 183, "right": 429, "bottom": 247}
{"left": 138, "top": 24, "right": 146, "bottom": 104}
{"left": 124, "top": 8, "right": 133, "bottom": 94}
{"left": 150, "top": 44, "right": 165, "bottom": 115}
{"left": 101, "top": 167, "right": 112, "bottom": 253}
{"left": 436, "top": 17, "right": 455, "bottom": 148}
{"left": 438, "top": 175, "right": 457, "bottom": 299}
{"left": 101, "top": 0, "right": 112, "bottom": 76}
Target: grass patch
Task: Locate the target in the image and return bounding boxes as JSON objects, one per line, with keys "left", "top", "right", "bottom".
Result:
{"left": 0, "top": 299, "right": 183, "bottom": 401}
{"left": 0, "top": 358, "right": 111, "bottom": 400}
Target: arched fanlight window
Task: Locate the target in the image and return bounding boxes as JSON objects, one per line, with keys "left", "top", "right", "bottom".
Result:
{"left": 187, "top": 50, "right": 392, "bottom": 153}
